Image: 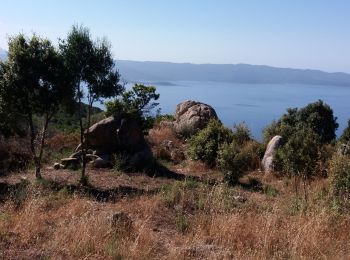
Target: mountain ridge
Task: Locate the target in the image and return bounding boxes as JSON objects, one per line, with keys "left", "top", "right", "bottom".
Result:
{"left": 1, "top": 49, "right": 349, "bottom": 86}
{"left": 115, "top": 60, "right": 350, "bottom": 86}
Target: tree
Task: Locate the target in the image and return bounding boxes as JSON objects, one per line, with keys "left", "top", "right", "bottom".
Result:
{"left": 340, "top": 119, "right": 350, "bottom": 144}
{"left": 264, "top": 100, "right": 338, "bottom": 144}
{"left": 105, "top": 84, "right": 160, "bottom": 131}
{"left": 1, "top": 34, "right": 72, "bottom": 179}
{"left": 60, "top": 25, "right": 122, "bottom": 184}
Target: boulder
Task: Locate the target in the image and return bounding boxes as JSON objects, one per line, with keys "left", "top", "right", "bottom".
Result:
{"left": 84, "top": 115, "right": 145, "bottom": 154}
{"left": 174, "top": 100, "right": 218, "bottom": 136}
{"left": 69, "top": 150, "right": 82, "bottom": 159}
{"left": 53, "top": 162, "right": 64, "bottom": 170}
{"left": 129, "top": 146, "right": 153, "bottom": 169}
{"left": 61, "top": 158, "right": 80, "bottom": 170}
{"left": 262, "top": 135, "right": 284, "bottom": 172}
{"left": 86, "top": 154, "right": 99, "bottom": 162}
{"left": 92, "top": 157, "right": 112, "bottom": 169}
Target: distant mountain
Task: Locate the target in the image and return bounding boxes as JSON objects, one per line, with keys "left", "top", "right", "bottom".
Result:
{"left": 1, "top": 50, "right": 349, "bottom": 86}
{"left": 116, "top": 60, "right": 350, "bottom": 87}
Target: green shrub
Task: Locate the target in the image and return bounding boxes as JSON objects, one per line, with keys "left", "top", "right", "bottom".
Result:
{"left": 274, "top": 127, "right": 322, "bottom": 178}
{"left": 187, "top": 119, "right": 233, "bottom": 166}
{"left": 217, "top": 140, "right": 264, "bottom": 185}
{"left": 339, "top": 119, "right": 350, "bottom": 144}
{"left": 231, "top": 122, "right": 252, "bottom": 146}
{"left": 263, "top": 100, "right": 338, "bottom": 144}
{"left": 329, "top": 154, "right": 350, "bottom": 204}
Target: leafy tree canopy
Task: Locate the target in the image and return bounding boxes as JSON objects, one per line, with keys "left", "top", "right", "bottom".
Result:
{"left": 264, "top": 100, "right": 338, "bottom": 144}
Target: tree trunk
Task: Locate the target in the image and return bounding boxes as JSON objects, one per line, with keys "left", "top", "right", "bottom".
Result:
{"left": 78, "top": 84, "right": 87, "bottom": 184}
{"left": 36, "top": 113, "right": 50, "bottom": 179}
{"left": 28, "top": 114, "right": 41, "bottom": 179}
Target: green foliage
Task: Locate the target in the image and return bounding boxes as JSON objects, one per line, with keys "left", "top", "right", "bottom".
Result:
{"left": 340, "top": 119, "right": 350, "bottom": 144}
{"left": 112, "top": 153, "right": 130, "bottom": 173}
{"left": 329, "top": 155, "right": 350, "bottom": 204}
{"left": 274, "top": 127, "right": 322, "bottom": 178}
{"left": 264, "top": 100, "right": 338, "bottom": 144}
{"left": 1, "top": 33, "right": 73, "bottom": 177}
{"left": 187, "top": 119, "right": 233, "bottom": 167}
{"left": 175, "top": 211, "right": 189, "bottom": 233}
{"left": 231, "top": 122, "right": 252, "bottom": 146}
{"left": 217, "top": 140, "right": 264, "bottom": 185}
{"left": 3, "top": 34, "right": 72, "bottom": 120}
{"left": 105, "top": 84, "right": 160, "bottom": 131}
{"left": 60, "top": 25, "right": 122, "bottom": 183}
{"left": 50, "top": 103, "right": 103, "bottom": 132}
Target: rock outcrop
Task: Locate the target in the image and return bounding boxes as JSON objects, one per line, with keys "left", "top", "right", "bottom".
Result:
{"left": 173, "top": 100, "right": 218, "bottom": 136}
{"left": 54, "top": 114, "right": 151, "bottom": 170}
{"left": 262, "top": 135, "right": 284, "bottom": 173}
{"left": 84, "top": 115, "right": 144, "bottom": 154}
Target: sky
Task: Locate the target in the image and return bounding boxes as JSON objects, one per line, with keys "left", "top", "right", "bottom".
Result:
{"left": 0, "top": 0, "right": 349, "bottom": 73}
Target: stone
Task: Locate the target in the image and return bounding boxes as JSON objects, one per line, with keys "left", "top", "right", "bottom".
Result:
{"left": 174, "top": 100, "right": 218, "bottom": 136}
{"left": 129, "top": 147, "right": 153, "bottom": 169}
{"left": 262, "top": 135, "right": 284, "bottom": 172}
{"left": 92, "top": 157, "right": 112, "bottom": 168}
{"left": 53, "top": 162, "right": 62, "bottom": 170}
{"left": 69, "top": 150, "right": 82, "bottom": 159}
{"left": 84, "top": 115, "right": 145, "bottom": 154}
{"left": 61, "top": 158, "right": 80, "bottom": 169}
{"left": 86, "top": 154, "right": 99, "bottom": 162}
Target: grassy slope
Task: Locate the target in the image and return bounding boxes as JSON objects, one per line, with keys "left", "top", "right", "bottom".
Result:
{"left": 0, "top": 165, "right": 349, "bottom": 259}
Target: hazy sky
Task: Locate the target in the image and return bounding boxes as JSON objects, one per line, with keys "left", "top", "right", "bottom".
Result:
{"left": 0, "top": 0, "right": 349, "bottom": 72}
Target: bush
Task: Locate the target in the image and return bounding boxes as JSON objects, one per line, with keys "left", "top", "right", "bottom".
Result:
{"left": 105, "top": 84, "right": 160, "bottom": 133}
{"left": 263, "top": 100, "right": 338, "bottom": 144}
{"left": 187, "top": 120, "right": 233, "bottom": 167}
{"left": 217, "top": 140, "right": 264, "bottom": 185}
{"left": 231, "top": 122, "right": 251, "bottom": 146}
{"left": 339, "top": 119, "right": 350, "bottom": 144}
{"left": 274, "top": 127, "right": 322, "bottom": 178}
{"left": 329, "top": 155, "right": 350, "bottom": 204}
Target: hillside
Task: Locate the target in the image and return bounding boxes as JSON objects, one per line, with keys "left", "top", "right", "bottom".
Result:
{"left": 116, "top": 60, "right": 350, "bottom": 86}
{"left": 2, "top": 49, "right": 349, "bottom": 86}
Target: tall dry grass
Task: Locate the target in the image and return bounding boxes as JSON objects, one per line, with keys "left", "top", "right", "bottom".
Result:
{"left": 1, "top": 176, "right": 350, "bottom": 259}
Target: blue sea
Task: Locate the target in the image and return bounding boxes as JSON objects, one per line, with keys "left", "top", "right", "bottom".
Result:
{"left": 145, "top": 81, "right": 350, "bottom": 140}
{"left": 96, "top": 81, "right": 350, "bottom": 140}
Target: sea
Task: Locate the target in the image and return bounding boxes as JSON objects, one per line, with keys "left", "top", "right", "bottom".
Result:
{"left": 99, "top": 81, "right": 350, "bottom": 140}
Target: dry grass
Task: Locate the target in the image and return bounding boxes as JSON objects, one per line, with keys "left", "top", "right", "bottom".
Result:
{"left": 0, "top": 137, "right": 31, "bottom": 174}
{"left": 1, "top": 173, "right": 350, "bottom": 259}
{"left": 147, "top": 125, "right": 182, "bottom": 148}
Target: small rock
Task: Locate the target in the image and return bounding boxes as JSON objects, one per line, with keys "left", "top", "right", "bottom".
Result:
{"left": 93, "top": 158, "right": 112, "bottom": 168}
{"left": 61, "top": 158, "right": 80, "bottom": 169}
{"left": 53, "top": 162, "right": 61, "bottom": 170}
